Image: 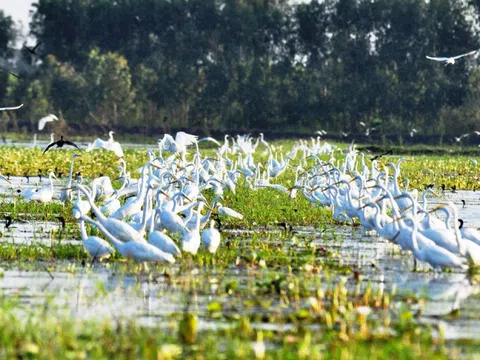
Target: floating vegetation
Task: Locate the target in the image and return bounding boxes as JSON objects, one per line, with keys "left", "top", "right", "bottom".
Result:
{"left": 0, "top": 140, "right": 479, "bottom": 358}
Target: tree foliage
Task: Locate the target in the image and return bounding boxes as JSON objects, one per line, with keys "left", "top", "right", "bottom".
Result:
{"left": 1, "top": 0, "right": 480, "bottom": 140}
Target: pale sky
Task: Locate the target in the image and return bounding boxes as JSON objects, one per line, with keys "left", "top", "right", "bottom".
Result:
{"left": 0, "top": 0, "right": 36, "bottom": 28}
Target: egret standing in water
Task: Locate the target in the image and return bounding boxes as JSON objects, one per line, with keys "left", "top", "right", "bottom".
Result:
{"left": 201, "top": 220, "right": 221, "bottom": 253}
{"left": 22, "top": 172, "right": 57, "bottom": 203}
{"left": 80, "top": 213, "right": 175, "bottom": 265}
{"left": 78, "top": 218, "right": 115, "bottom": 260}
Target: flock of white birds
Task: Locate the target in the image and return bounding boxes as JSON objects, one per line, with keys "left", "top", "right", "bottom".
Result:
{"left": 0, "top": 100, "right": 480, "bottom": 271}
{"left": 11, "top": 129, "right": 476, "bottom": 272}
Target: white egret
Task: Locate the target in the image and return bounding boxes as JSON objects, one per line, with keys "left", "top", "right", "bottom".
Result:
{"left": 408, "top": 215, "right": 467, "bottom": 270}
{"left": 74, "top": 184, "right": 145, "bottom": 243}
{"left": 160, "top": 131, "right": 198, "bottom": 156}
{"left": 78, "top": 219, "right": 115, "bottom": 260}
{"left": 38, "top": 114, "right": 59, "bottom": 131}
{"left": 148, "top": 211, "right": 182, "bottom": 257}
{"left": 201, "top": 220, "right": 221, "bottom": 253}
{"left": 72, "top": 190, "right": 91, "bottom": 219}
{"left": 216, "top": 203, "right": 244, "bottom": 220}
{"left": 0, "top": 104, "right": 23, "bottom": 111}
{"left": 156, "top": 205, "right": 189, "bottom": 235}
{"left": 60, "top": 153, "right": 81, "bottom": 203}
{"left": 100, "top": 198, "right": 121, "bottom": 217}
{"left": 426, "top": 50, "right": 477, "bottom": 65}
{"left": 86, "top": 131, "right": 124, "bottom": 157}
{"left": 81, "top": 214, "right": 174, "bottom": 264}
{"left": 456, "top": 218, "right": 480, "bottom": 247}
{"left": 182, "top": 202, "right": 204, "bottom": 254}
{"left": 23, "top": 172, "right": 57, "bottom": 203}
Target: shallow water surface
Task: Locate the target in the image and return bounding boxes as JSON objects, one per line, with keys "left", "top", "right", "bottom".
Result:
{"left": 0, "top": 185, "right": 479, "bottom": 340}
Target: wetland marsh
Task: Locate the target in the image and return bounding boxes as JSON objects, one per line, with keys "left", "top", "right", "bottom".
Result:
{"left": 0, "top": 139, "right": 480, "bottom": 359}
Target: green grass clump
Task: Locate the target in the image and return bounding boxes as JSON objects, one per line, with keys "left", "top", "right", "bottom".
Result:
{"left": 0, "top": 242, "right": 87, "bottom": 262}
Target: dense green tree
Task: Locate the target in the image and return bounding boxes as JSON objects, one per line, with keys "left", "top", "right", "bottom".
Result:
{"left": 9, "top": 0, "right": 480, "bottom": 140}
{"left": 83, "top": 49, "right": 135, "bottom": 128}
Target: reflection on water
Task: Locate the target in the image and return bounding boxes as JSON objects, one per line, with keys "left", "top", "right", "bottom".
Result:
{"left": 0, "top": 184, "right": 479, "bottom": 339}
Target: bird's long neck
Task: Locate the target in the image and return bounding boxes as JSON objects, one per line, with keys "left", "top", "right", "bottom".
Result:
{"left": 450, "top": 204, "right": 466, "bottom": 255}
{"left": 377, "top": 185, "right": 401, "bottom": 220}
{"left": 79, "top": 219, "right": 88, "bottom": 240}
{"left": 76, "top": 185, "right": 107, "bottom": 222}
{"left": 139, "top": 188, "right": 152, "bottom": 233}
{"left": 410, "top": 217, "right": 421, "bottom": 252}
{"left": 82, "top": 214, "right": 123, "bottom": 250}
{"left": 49, "top": 173, "right": 55, "bottom": 189}
{"left": 369, "top": 203, "right": 383, "bottom": 230}
{"left": 200, "top": 207, "right": 213, "bottom": 225}
{"left": 66, "top": 157, "right": 76, "bottom": 187}
{"left": 149, "top": 207, "right": 157, "bottom": 234}
{"left": 195, "top": 203, "right": 204, "bottom": 229}
{"left": 387, "top": 163, "right": 400, "bottom": 195}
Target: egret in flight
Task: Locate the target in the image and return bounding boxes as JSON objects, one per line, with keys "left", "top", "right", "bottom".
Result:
{"left": 426, "top": 50, "right": 477, "bottom": 65}
{"left": 0, "top": 104, "right": 23, "bottom": 111}
{"left": 38, "top": 114, "right": 59, "bottom": 130}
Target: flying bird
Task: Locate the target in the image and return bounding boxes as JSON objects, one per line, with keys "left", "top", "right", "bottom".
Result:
{"left": 370, "top": 150, "right": 393, "bottom": 161}
{"left": 426, "top": 50, "right": 477, "bottom": 65}
{"left": 86, "top": 131, "right": 124, "bottom": 157}
{"left": 455, "top": 133, "right": 470, "bottom": 143}
{"left": 0, "top": 66, "right": 20, "bottom": 79}
{"left": 24, "top": 42, "right": 42, "bottom": 55}
{"left": 0, "top": 104, "right": 23, "bottom": 111}
{"left": 38, "top": 114, "right": 59, "bottom": 131}
{"left": 43, "top": 136, "right": 81, "bottom": 154}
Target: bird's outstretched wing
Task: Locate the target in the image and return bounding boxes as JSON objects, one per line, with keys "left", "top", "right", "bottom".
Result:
{"left": 198, "top": 137, "right": 221, "bottom": 146}
{"left": 0, "top": 104, "right": 23, "bottom": 111}
{"left": 0, "top": 66, "right": 20, "bottom": 78}
{"left": 38, "top": 114, "right": 58, "bottom": 130}
{"left": 453, "top": 50, "right": 477, "bottom": 60}
{"left": 43, "top": 141, "right": 58, "bottom": 155}
{"left": 64, "top": 140, "right": 82, "bottom": 151}
{"left": 31, "top": 42, "right": 42, "bottom": 53}
{"left": 175, "top": 132, "right": 198, "bottom": 147}
{"left": 161, "top": 134, "right": 176, "bottom": 150}
{"left": 426, "top": 56, "right": 449, "bottom": 62}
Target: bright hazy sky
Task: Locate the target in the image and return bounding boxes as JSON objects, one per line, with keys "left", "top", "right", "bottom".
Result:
{"left": 0, "top": 0, "right": 36, "bottom": 28}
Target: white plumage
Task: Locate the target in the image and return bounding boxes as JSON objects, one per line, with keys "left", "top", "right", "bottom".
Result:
{"left": 38, "top": 114, "right": 59, "bottom": 131}
{"left": 86, "top": 131, "right": 124, "bottom": 157}
{"left": 0, "top": 104, "right": 23, "bottom": 111}
{"left": 161, "top": 131, "right": 198, "bottom": 154}
{"left": 201, "top": 220, "right": 221, "bottom": 253}
{"left": 426, "top": 50, "right": 477, "bottom": 65}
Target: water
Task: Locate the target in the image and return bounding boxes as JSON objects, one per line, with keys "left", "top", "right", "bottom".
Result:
{"left": 0, "top": 184, "right": 479, "bottom": 340}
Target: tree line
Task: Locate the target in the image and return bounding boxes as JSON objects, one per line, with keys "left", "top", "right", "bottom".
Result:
{"left": 1, "top": 0, "right": 480, "bottom": 143}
